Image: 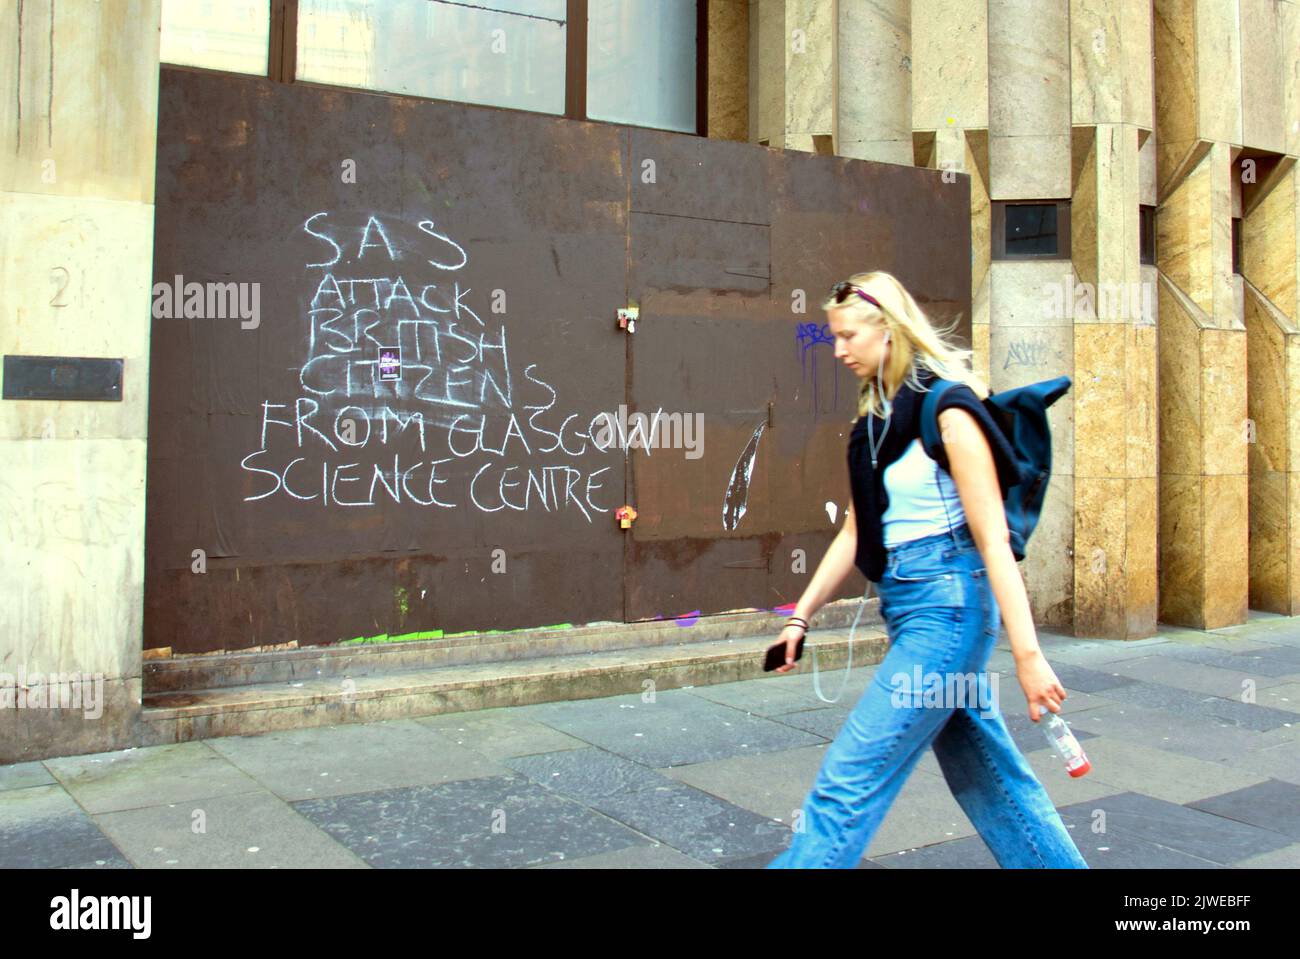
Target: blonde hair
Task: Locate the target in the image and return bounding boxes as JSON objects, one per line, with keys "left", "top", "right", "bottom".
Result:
{"left": 822, "top": 271, "right": 988, "bottom": 419}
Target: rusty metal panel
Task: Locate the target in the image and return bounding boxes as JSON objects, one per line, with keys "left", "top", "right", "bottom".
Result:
{"left": 145, "top": 71, "right": 972, "bottom": 654}
{"left": 768, "top": 151, "right": 973, "bottom": 342}
{"left": 622, "top": 131, "right": 971, "bottom": 623}
{"left": 147, "top": 70, "right": 629, "bottom": 653}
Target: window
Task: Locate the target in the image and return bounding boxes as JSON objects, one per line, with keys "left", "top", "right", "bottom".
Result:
{"left": 991, "top": 201, "right": 1071, "bottom": 260}
{"left": 296, "top": 0, "right": 567, "bottom": 115}
{"left": 1232, "top": 216, "right": 1242, "bottom": 275}
{"left": 1139, "top": 205, "right": 1155, "bottom": 265}
{"left": 161, "top": 0, "right": 271, "bottom": 75}
{"left": 159, "top": 1, "right": 703, "bottom": 134}
{"left": 586, "top": 0, "right": 697, "bottom": 133}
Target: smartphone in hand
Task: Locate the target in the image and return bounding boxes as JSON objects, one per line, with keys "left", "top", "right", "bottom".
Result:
{"left": 763, "top": 635, "right": 805, "bottom": 672}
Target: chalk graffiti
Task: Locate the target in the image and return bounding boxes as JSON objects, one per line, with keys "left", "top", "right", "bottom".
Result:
{"left": 236, "top": 212, "right": 636, "bottom": 521}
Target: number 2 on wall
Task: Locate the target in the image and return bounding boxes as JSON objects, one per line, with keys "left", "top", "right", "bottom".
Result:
{"left": 50, "top": 266, "right": 70, "bottom": 307}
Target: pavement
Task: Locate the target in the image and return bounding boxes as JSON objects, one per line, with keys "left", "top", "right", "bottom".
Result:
{"left": 3, "top": 611, "right": 1300, "bottom": 869}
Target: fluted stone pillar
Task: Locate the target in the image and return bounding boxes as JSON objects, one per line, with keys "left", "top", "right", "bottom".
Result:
{"left": 836, "top": 0, "right": 911, "bottom": 164}
{"left": 749, "top": 0, "right": 833, "bottom": 151}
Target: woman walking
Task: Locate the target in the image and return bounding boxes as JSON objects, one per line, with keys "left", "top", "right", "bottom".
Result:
{"left": 766, "top": 271, "right": 1088, "bottom": 869}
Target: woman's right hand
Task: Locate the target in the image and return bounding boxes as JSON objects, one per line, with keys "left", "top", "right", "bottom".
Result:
{"left": 773, "top": 623, "right": 806, "bottom": 673}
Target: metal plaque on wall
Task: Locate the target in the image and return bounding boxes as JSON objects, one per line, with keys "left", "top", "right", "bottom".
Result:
{"left": 2, "top": 355, "right": 124, "bottom": 401}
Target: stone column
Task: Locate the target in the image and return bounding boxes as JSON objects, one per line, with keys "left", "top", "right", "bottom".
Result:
{"left": 1240, "top": 0, "right": 1300, "bottom": 616}
{"left": 1068, "top": 0, "right": 1159, "bottom": 638}
{"left": 984, "top": 0, "right": 1076, "bottom": 631}
{"left": 0, "top": 2, "right": 162, "bottom": 762}
{"left": 910, "top": 0, "right": 991, "bottom": 383}
{"left": 749, "top": 0, "right": 833, "bottom": 151}
{"left": 1152, "top": 0, "right": 1287, "bottom": 629}
{"left": 708, "top": 0, "right": 750, "bottom": 141}
{"left": 836, "top": 0, "right": 911, "bottom": 164}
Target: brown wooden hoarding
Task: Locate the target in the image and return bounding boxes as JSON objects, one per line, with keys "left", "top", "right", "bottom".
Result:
{"left": 145, "top": 69, "right": 970, "bottom": 654}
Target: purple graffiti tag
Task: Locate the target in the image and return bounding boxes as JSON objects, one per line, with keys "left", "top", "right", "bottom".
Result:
{"left": 794, "top": 321, "right": 840, "bottom": 415}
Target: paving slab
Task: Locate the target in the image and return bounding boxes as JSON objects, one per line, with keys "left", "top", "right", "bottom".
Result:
{"left": 711, "top": 848, "right": 892, "bottom": 868}
{"left": 1055, "top": 792, "right": 1294, "bottom": 865}
{"left": 1184, "top": 779, "right": 1300, "bottom": 841}
{"left": 682, "top": 675, "right": 855, "bottom": 717}
{"left": 56, "top": 856, "right": 134, "bottom": 869}
{"left": 93, "top": 790, "right": 370, "bottom": 868}
{"left": 1255, "top": 682, "right": 1300, "bottom": 714}
{"left": 754, "top": 663, "right": 879, "bottom": 698}
{"left": 0, "top": 784, "right": 125, "bottom": 869}
{"left": 1256, "top": 720, "right": 1300, "bottom": 746}
{"left": 768, "top": 705, "right": 851, "bottom": 741}
{"left": 1090, "top": 680, "right": 1299, "bottom": 732}
{"left": 997, "top": 710, "right": 1102, "bottom": 755}
{"left": 516, "top": 689, "right": 825, "bottom": 766}
{"left": 660, "top": 743, "right": 832, "bottom": 823}
{"left": 0, "top": 761, "right": 56, "bottom": 792}
{"left": 987, "top": 679, "right": 1112, "bottom": 720}
{"left": 1041, "top": 663, "right": 1142, "bottom": 694}
{"left": 1240, "top": 629, "right": 1300, "bottom": 649}
{"left": 1232, "top": 844, "right": 1300, "bottom": 868}
{"left": 862, "top": 769, "right": 981, "bottom": 857}
{"left": 1065, "top": 702, "right": 1270, "bottom": 763}
{"left": 1231, "top": 644, "right": 1300, "bottom": 668}
{"left": 294, "top": 775, "right": 650, "bottom": 869}
{"left": 664, "top": 747, "right": 984, "bottom": 857}
{"left": 984, "top": 648, "right": 1019, "bottom": 672}
{"left": 875, "top": 830, "right": 1226, "bottom": 869}
{"left": 7, "top": 610, "right": 1300, "bottom": 870}
{"left": 414, "top": 707, "right": 590, "bottom": 760}
{"left": 1065, "top": 738, "right": 1269, "bottom": 805}
{"left": 1161, "top": 645, "right": 1300, "bottom": 679}
{"left": 578, "top": 779, "right": 791, "bottom": 865}
{"left": 505, "top": 747, "right": 678, "bottom": 802}
{"left": 43, "top": 743, "right": 264, "bottom": 815}
{"left": 1034, "top": 641, "right": 1184, "bottom": 667}
{"left": 1014, "top": 748, "right": 1123, "bottom": 809}
{"left": 1105, "top": 655, "right": 1294, "bottom": 699}
{"left": 1162, "top": 626, "right": 1284, "bottom": 651}
{"left": 530, "top": 843, "right": 712, "bottom": 869}
{"left": 871, "top": 834, "right": 999, "bottom": 868}
{"left": 1217, "top": 739, "right": 1300, "bottom": 785}
{"left": 207, "top": 719, "right": 511, "bottom": 801}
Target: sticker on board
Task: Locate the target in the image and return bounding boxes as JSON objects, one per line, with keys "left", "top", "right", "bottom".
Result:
{"left": 378, "top": 346, "right": 401, "bottom": 382}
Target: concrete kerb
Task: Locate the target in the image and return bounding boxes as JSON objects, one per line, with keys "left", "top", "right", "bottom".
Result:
{"left": 143, "top": 596, "right": 884, "bottom": 692}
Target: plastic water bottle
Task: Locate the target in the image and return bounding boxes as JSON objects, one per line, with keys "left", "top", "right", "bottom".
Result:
{"left": 1040, "top": 709, "right": 1091, "bottom": 777}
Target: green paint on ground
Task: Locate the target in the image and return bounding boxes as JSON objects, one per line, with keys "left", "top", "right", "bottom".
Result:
{"left": 339, "top": 623, "right": 573, "bottom": 645}
{"left": 444, "top": 623, "right": 574, "bottom": 638}
{"left": 340, "top": 629, "right": 443, "bottom": 646}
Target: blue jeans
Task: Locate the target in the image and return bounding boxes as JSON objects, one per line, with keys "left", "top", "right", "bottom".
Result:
{"left": 768, "top": 522, "right": 1088, "bottom": 869}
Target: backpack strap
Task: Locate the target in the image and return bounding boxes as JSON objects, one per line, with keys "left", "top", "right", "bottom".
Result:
{"left": 918, "top": 378, "right": 960, "bottom": 466}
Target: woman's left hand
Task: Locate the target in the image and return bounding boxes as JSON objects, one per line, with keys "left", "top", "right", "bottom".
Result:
{"left": 1014, "top": 649, "right": 1067, "bottom": 721}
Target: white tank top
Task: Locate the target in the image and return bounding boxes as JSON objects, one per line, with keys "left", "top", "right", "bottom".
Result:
{"left": 881, "top": 437, "right": 967, "bottom": 546}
